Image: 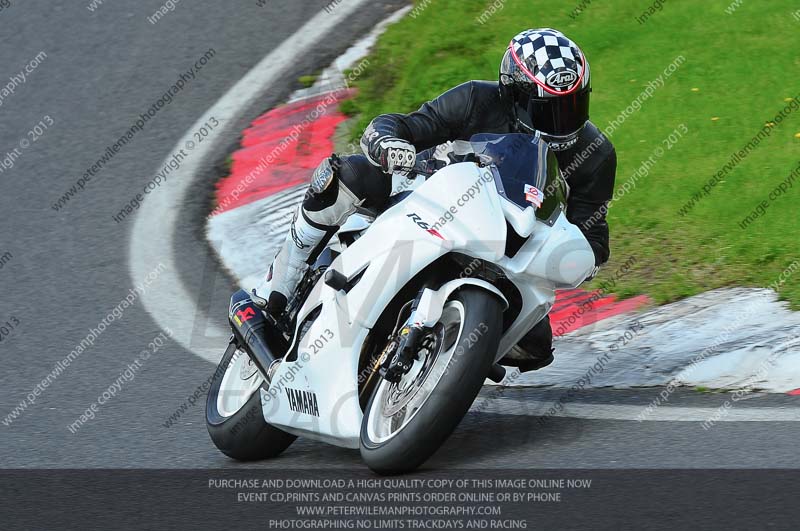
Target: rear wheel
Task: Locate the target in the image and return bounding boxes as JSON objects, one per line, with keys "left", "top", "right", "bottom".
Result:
{"left": 206, "top": 342, "right": 296, "bottom": 460}
{"left": 360, "top": 287, "right": 502, "bottom": 474}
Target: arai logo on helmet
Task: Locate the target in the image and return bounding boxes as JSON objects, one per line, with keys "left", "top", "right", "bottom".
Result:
{"left": 546, "top": 69, "right": 578, "bottom": 89}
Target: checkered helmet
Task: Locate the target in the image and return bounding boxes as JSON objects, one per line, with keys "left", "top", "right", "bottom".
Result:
{"left": 499, "top": 28, "right": 591, "bottom": 150}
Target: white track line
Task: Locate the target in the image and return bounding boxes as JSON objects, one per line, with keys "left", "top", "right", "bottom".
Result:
{"left": 473, "top": 399, "right": 800, "bottom": 422}
{"left": 129, "top": 0, "right": 376, "bottom": 364}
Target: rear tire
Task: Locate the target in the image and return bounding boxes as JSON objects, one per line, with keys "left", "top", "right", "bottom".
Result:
{"left": 360, "top": 287, "right": 502, "bottom": 474}
{"left": 206, "top": 342, "right": 296, "bottom": 461}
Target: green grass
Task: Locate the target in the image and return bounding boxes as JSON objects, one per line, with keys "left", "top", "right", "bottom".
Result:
{"left": 343, "top": 0, "right": 800, "bottom": 308}
{"left": 298, "top": 74, "right": 319, "bottom": 88}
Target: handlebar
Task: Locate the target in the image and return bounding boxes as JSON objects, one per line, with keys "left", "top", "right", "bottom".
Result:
{"left": 409, "top": 158, "right": 443, "bottom": 178}
{"left": 402, "top": 152, "right": 486, "bottom": 179}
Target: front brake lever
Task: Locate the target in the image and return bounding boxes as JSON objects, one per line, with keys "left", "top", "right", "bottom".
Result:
{"left": 411, "top": 158, "right": 444, "bottom": 178}
{"left": 447, "top": 152, "right": 481, "bottom": 165}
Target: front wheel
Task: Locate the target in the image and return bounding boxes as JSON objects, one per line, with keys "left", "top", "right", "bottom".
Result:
{"left": 206, "top": 342, "right": 296, "bottom": 460}
{"left": 360, "top": 287, "right": 503, "bottom": 474}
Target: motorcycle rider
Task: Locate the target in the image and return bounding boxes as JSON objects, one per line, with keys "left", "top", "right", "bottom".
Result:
{"left": 258, "top": 28, "right": 616, "bottom": 372}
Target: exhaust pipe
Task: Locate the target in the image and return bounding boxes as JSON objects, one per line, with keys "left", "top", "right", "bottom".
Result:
{"left": 228, "top": 290, "right": 278, "bottom": 382}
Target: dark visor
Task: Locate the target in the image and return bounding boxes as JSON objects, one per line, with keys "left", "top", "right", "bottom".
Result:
{"left": 516, "top": 85, "right": 590, "bottom": 136}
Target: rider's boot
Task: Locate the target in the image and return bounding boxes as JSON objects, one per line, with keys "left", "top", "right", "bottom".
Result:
{"left": 498, "top": 315, "right": 555, "bottom": 373}
{"left": 261, "top": 207, "right": 332, "bottom": 315}
{"left": 258, "top": 154, "right": 363, "bottom": 315}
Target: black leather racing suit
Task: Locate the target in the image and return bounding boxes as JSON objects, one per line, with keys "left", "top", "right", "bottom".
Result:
{"left": 359, "top": 80, "right": 616, "bottom": 265}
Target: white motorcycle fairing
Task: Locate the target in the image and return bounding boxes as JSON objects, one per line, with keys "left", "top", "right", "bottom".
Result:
{"left": 261, "top": 146, "right": 595, "bottom": 448}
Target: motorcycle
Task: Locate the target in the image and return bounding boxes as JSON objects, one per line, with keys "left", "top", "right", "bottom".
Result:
{"left": 205, "top": 133, "right": 596, "bottom": 474}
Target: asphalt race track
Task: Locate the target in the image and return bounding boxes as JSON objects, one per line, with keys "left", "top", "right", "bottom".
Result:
{"left": 1, "top": 0, "right": 798, "bottom": 472}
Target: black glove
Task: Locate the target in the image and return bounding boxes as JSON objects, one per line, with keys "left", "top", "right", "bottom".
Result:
{"left": 361, "top": 125, "right": 417, "bottom": 176}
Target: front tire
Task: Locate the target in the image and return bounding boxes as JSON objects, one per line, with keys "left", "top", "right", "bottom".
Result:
{"left": 360, "top": 287, "right": 503, "bottom": 474}
{"left": 206, "top": 342, "right": 296, "bottom": 460}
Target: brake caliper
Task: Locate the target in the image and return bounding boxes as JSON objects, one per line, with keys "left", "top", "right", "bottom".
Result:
{"left": 380, "top": 325, "right": 426, "bottom": 383}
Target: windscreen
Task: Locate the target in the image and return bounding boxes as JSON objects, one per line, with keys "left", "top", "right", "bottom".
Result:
{"left": 469, "top": 133, "right": 566, "bottom": 221}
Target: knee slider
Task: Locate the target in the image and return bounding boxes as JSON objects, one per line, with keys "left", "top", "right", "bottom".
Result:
{"left": 303, "top": 154, "right": 361, "bottom": 227}
{"left": 310, "top": 154, "right": 339, "bottom": 194}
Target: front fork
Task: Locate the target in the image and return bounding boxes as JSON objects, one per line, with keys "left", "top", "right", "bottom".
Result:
{"left": 379, "top": 281, "right": 510, "bottom": 384}
{"left": 380, "top": 288, "right": 435, "bottom": 383}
